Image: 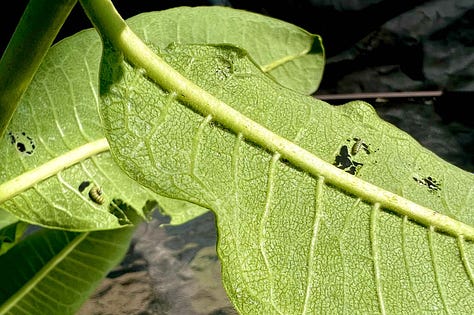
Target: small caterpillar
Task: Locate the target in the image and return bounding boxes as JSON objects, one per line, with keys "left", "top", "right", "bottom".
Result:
{"left": 89, "top": 186, "right": 105, "bottom": 205}
{"left": 351, "top": 138, "right": 363, "bottom": 155}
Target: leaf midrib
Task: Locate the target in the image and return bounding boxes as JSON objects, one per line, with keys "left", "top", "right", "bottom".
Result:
{"left": 119, "top": 34, "right": 474, "bottom": 240}
{"left": 82, "top": 0, "right": 474, "bottom": 240}
{"left": 260, "top": 47, "right": 311, "bottom": 72}
{"left": 0, "top": 138, "right": 109, "bottom": 205}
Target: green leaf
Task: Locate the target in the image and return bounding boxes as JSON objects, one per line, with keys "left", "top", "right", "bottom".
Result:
{"left": 0, "top": 224, "right": 135, "bottom": 315}
{"left": 0, "top": 209, "right": 19, "bottom": 230}
{"left": 0, "top": 209, "right": 27, "bottom": 255}
{"left": 0, "top": 28, "right": 158, "bottom": 231}
{"left": 0, "top": 6, "right": 324, "bottom": 230}
{"left": 126, "top": 6, "right": 324, "bottom": 95}
{"left": 99, "top": 42, "right": 474, "bottom": 314}
{"left": 156, "top": 196, "right": 208, "bottom": 226}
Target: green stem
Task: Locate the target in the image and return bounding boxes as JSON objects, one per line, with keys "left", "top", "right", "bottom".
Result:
{"left": 0, "top": 0, "right": 78, "bottom": 139}
{"left": 79, "top": 0, "right": 474, "bottom": 240}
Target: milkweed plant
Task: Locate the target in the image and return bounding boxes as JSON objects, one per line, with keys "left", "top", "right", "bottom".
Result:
{"left": 0, "top": 0, "right": 473, "bottom": 314}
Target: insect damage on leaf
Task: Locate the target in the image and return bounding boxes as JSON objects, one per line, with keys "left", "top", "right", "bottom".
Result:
{"left": 333, "top": 144, "right": 364, "bottom": 175}
{"left": 413, "top": 175, "right": 441, "bottom": 192}
{"left": 83, "top": 184, "right": 134, "bottom": 225}
{"left": 78, "top": 180, "right": 91, "bottom": 192}
{"left": 334, "top": 137, "right": 379, "bottom": 175}
{"left": 109, "top": 198, "right": 132, "bottom": 225}
{"left": 7, "top": 131, "right": 36, "bottom": 155}
{"left": 351, "top": 137, "right": 370, "bottom": 156}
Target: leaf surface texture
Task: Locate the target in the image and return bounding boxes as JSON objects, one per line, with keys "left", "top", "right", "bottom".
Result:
{"left": 0, "top": 7, "right": 319, "bottom": 229}
{"left": 100, "top": 42, "right": 474, "bottom": 314}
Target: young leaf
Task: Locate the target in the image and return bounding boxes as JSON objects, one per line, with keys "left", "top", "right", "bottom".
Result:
{"left": 99, "top": 42, "right": 474, "bottom": 313}
{"left": 0, "top": 225, "right": 136, "bottom": 315}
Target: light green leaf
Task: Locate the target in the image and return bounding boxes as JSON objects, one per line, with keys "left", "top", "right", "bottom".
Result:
{"left": 0, "top": 209, "right": 18, "bottom": 230}
{"left": 0, "top": 29, "right": 158, "bottom": 231}
{"left": 0, "top": 223, "right": 135, "bottom": 315}
{"left": 0, "top": 6, "right": 324, "bottom": 230}
{"left": 156, "top": 196, "right": 208, "bottom": 226}
{"left": 99, "top": 42, "right": 474, "bottom": 314}
{"left": 0, "top": 209, "right": 27, "bottom": 255}
{"left": 127, "top": 6, "right": 324, "bottom": 95}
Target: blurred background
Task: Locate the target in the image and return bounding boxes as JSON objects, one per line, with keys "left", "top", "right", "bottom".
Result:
{"left": 1, "top": 1, "right": 473, "bottom": 314}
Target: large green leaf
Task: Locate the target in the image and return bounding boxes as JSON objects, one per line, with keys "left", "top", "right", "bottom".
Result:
{"left": 99, "top": 41, "right": 474, "bottom": 314}
{"left": 0, "top": 224, "right": 135, "bottom": 315}
{"left": 0, "top": 28, "right": 157, "bottom": 231}
{"left": 0, "top": 6, "right": 323, "bottom": 229}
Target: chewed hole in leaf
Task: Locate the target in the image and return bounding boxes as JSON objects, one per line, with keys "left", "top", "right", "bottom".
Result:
{"left": 109, "top": 199, "right": 132, "bottom": 225}
{"left": 413, "top": 175, "right": 442, "bottom": 192}
{"left": 349, "top": 137, "right": 379, "bottom": 155}
{"left": 8, "top": 131, "right": 36, "bottom": 155}
{"left": 333, "top": 144, "right": 363, "bottom": 175}
{"left": 78, "top": 180, "right": 91, "bottom": 193}
{"left": 351, "top": 137, "right": 371, "bottom": 155}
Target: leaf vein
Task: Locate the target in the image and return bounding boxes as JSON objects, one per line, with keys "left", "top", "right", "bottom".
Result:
{"left": 302, "top": 176, "right": 324, "bottom": 314}
{"left": 188, "top": 114, "right": 220, "bottom": 204}
{"left": 29, "top": 288, "right": 64, "bottom": 309}
{"left": 428, "top": 226, "right": 451, "bottom": 314}
{"left": 370, "top": 203, "right": 386, "bottom": 315}
{"left": 401, "top": 215, "right": 422, "bottom": 311}
{"left": 457, "top": 236, "right": 474, "bottom": 288}
{"left": 259, "top": 151, "right": 283, "bottom": 314}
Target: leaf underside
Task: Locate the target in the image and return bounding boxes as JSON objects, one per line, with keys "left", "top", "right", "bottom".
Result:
{"left": 100, "top": 41, "right": 474, "bottom": 314}
{"left": 0, "top": 209, "right": 27, "bottom": 255}
{"left": 0, "top": 7, "right": 322, "bottom": 229}
{"left": 0, "top": 30, "right": 157, "bottom": 231}
{"left": 128, "top": 6, "right": 324, "bottom": 95}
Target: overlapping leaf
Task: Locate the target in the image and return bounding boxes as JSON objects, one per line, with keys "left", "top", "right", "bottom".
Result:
{"left": 127, "top": 6, "right": 324, "bottom": 95}
{"left": 99, "top": 41, "right": 474, "bottom": 313}
{"left": 0, "top": 7, "right": 322, "bottom": 229}
{"left": 0, "top": 209, "right": 26, "bottom": 255}
{"left": 0, "top": 30, "right": 156, "bottom": 230}
{"left": 0, "top": 224, "right": 136, "bottom": 314}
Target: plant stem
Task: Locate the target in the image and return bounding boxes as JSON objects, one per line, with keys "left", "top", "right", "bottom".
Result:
{"left": 79, "top": 0, "right": 474, "bottom": 240}
{"left": 0, "top": 0, "right": 78, "bottom": 139}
